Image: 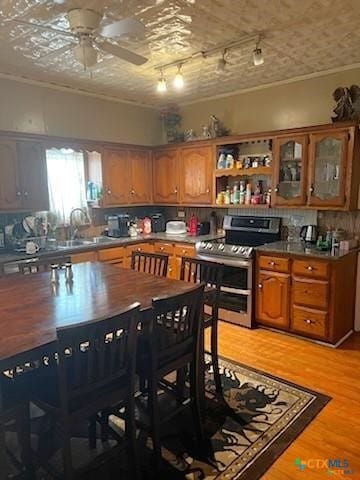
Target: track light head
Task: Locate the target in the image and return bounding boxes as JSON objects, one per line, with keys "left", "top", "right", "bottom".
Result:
{"left": 173, "top": 65, "right": 184, "bottom": 89}
{"left": 157, "top": 72, "right": 167, "bottom": 93}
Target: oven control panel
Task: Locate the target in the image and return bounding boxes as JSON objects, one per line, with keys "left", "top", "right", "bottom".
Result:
{"left": 196, "top": 242, "right": 254, "bottom": 259}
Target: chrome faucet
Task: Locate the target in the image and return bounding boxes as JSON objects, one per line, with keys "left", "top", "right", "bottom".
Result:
{"left": 69, "top": 208, "right": 90, "bottom": 240}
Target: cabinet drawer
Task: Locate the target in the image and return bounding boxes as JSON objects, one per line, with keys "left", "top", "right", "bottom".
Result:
{"left": 153, "top": 242, "right": 174, "bottom": 256}
{"left": 292, "top": 259, "right": 329, "bottom": 279}
{"left": 291, "top": 305, "right": 328, "bottom": 339}
{"left": 292, "top": 277, "right": 329, "bottom": 310}
{"left": 127, "top": 243, "right": 154, "bottom": 254}
{"left": 258, "top": 255, "right": 290, "bottom": 273}
{"left": 71, "top": 251, "right": 97, "bottom": 264}
{"left": 174, "top": 244, "right": 195, "bottom": 258}
{"left": 98, "top": 247, "right": 125, "bottom": 261}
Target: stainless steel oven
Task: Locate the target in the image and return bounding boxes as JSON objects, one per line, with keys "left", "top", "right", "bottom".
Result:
{"left": 196, "top": 215, "right": 281, "bottom": 328}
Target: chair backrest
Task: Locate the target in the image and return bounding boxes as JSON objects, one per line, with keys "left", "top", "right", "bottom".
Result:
{"left": 17, "top": 256, "right": 70, "bottom": 275}
{"left": 180, "top": 256, "right": 223, "bottom": 290}
{"left": 150, "top": 284, "right": 205, "bottom": 370}
{"left": 56, "top": 303, "right": 140, "bottom": 407}
{"left": 131, "top": 251, "right": 169, "bottom": 277}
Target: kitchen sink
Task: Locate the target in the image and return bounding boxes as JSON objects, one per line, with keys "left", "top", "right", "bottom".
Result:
{"left": 81, "top": 236, "right": 115, "bottom": 245}
{"left": 56, "top": 237, "right": 115, "bottom": 249}
{"left": 57, "top": 240, "right": 85, "bottom": 248}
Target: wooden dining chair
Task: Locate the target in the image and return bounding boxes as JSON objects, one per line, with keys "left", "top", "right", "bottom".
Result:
{"left": 0, "top": 363, "right": 35, "bottom": 480}
{"left": 17, "top": 256, "right": 70, "bottom": 275}
{"left": 131, "top": 251, "right": 169, "bottom": 277}
{"left": 30, "top": 303, "right": 141, "bottom": 480}
{"left": 135, "top": 284, "right": 205, "bottom": 469}
{"left": 180, "top": 257, "right": 224, "bottom": 395}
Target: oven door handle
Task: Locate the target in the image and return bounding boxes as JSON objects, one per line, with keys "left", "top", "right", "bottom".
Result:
{"left": 221, "top": 286, "right": 252, "bottom": 296}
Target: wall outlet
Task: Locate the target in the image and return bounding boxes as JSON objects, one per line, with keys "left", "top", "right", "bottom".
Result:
{"left": 177, "top": 210, "right": 185, "bottom": 218}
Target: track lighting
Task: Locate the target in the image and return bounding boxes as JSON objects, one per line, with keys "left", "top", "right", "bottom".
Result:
{"left": 216, "top": 50, "right": 227, "bottom": 73}
{"left": 173, "top": 65, "right": 184, "bottom": 89}
{"left": 253, "top": 36, "right": 264, "bottom": 66}
{"left": 157, "top": 71, "right": 167, "bottom": 93}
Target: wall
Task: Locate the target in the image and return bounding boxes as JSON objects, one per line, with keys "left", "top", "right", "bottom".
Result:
{"left": 179, "top": 67, "right": 360, "bottom": 135}
{"left": 0, "top": 77, "right": 162, "bottom": 145}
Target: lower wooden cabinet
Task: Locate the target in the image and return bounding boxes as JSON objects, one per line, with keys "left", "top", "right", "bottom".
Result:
{"left": 256, "top": 272, "right": 290, "bottom": 329}
{"left": 256, "top": 251, "right": 357, "bottom": 344}
{"left": 71, "top": 251, "right": 97, "bottom": 264}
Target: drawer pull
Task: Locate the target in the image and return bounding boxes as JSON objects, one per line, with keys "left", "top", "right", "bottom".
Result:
{"left": 307, "top": 266, "right": 314, "bottom": 271}
{"left": 304, "top": 319, "right": 315, "bottom": 325}
{"left": 269, "top": 261, "right": 277, "bottom": 266}
{"left": 160, "top": 247, "right": 164, "bottom": 251}
{"left": 182, "top": 250, "right": 186, "bottom": 254}
{"left": 258, "top": 283, "right": 263, "bottom": 289}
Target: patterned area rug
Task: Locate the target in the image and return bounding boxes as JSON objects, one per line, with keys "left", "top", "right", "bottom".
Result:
{"left": 8, "top": 356, "right": 330, "bottom": 479}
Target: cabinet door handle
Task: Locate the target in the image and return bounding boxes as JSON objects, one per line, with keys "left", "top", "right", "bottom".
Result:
{"left": 304, "top": 319, "right": 314, "bottom": 325}
{"left": 206, "top": 187, "right": 210, "bottom": 193}
{"left": 107, "top": 189, "right": 112, "bottom": 195}
{"left": 16, "top": 191, "right": 22, "bottom": 197}
{"left": 309, "top": 185, "right": 314, "bottom": 195}
{"left": 274, "top": 185, "right": 279, "bottom": 193}
{"left": 258, "top": 283, "right": 263, "bottom": 289}
{"left": 307, "top": 265, "right": 314, "bottom": 271}
{"left": 174, "top": 187, "right": 178, "bottom": 194}
{"left": 23, "top": 191, "right": 29, "bottom": 197}
{"left": 130, "top": 189, "right": 135, "bottom": 195}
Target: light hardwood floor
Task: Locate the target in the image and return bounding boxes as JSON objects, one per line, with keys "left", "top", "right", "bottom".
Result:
{"left": 207, "top": 323, "right": 360, "bottom": 479}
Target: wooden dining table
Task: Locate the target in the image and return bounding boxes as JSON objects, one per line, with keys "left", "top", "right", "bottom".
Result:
{"left": 0, "top": 262, "right": 203, "bottom": 372}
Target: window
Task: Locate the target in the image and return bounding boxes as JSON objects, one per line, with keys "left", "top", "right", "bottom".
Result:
{"left": 46, "top": 148, "right": 87, "bottom": 225}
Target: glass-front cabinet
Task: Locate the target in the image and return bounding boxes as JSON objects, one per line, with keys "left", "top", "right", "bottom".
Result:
{"left": 308, "top": 131, "right": 348, "bottom": 207}
{"left": 273, "top": 135, "right": 308, "bottom": 206}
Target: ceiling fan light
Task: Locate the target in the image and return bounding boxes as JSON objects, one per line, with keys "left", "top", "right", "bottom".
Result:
{"left": 73, "top": 42, "right": 97, "bottom": 68}
{"left": 253, "top": 47, "right": 264, "bottom": 66}
{"left": 174, "top": 71, "right": 184, "bottom": 89}
{"left": 157, "top": 77, "right": 167, "bottom": 93}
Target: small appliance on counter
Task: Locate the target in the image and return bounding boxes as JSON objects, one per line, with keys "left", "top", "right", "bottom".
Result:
{"left": 0, "top": 227, "right": 5, "bottom": 250}
{"left": 107, "top": 214, "right": 130, "bottom": 238}
{"left": 188, "top": 214, "right": 199, "bottom": 236}
{"left": 166, "top": 221, "right": 187, "bottom": 236}
{"left": 151, "top": 213, "right": 166, "bottom": 233}
{"left": 198, "top": 221, "right": 210, "bottom": 235}
{"left": 300, "top": 225, "right": 318, "bottom": 244}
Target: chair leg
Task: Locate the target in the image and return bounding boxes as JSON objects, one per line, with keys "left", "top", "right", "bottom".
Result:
{"left": 59, "top": 426, "right": 73, "bottom": 480}
{"left": 189, "top": 362, "right": 205, "bottom": 446}
{"left": 17, "top": 403, "right": 35, "bottom": 479}
{"left": 100, "top": 411, "right": 109, "bottom": 442}
{"left": 176, "top": 366, "right": 187, "bottom": 401}
{"left": 126, "top": 397, "right": 141, "bottom": 480}
{"left": 210, "top": 319, "right": 222, "bottom": 396}
{"left": 88, "top": 415, "right": 97, "bottom": 449}
{"left": 148, "top": 374, "right": 161, "bottom": 470}
{"left": 0, "top": 422, "right": 9, "bottom": 480}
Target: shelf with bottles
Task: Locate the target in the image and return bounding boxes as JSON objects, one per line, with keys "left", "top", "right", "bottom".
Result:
{"left": 215, "top": 166, "right": 272, "bottom": 177}
{"left": 216, "top": 138, "right": 273, "bottom": 173}
{"left": 215, "top": 176, "right": 272, "bottom": 207}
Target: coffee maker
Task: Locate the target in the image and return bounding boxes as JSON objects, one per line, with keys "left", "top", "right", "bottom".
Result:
{"left": 107, "top": 214, "right": 130, "bottom": 237}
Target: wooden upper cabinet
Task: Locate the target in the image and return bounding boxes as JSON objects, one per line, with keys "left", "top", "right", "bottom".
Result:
{"left": 0, "top": 139, "right": 21, "bottom": 210}
{"left": 17, "top": 141, "right": 49, "bottom": 211}
{"left": 307, "top": 130, "right": 348, "bottom": 208}
{"left": 152, "top": 149, "right": 179, "bottom": 203}
{"left": 129, "top": 149, "right": 152, "bottom": 204}
{"left": 180, "top": 146, "right": 213, "bottom": 204}
{"left": 272, "top": 135, "right": 308, "bottom": 206}
{"left": 256, "top": 271, "right": 290, "bottom": 329}
{"left": 102, "top": 148, "right": 129, "bottom": 206}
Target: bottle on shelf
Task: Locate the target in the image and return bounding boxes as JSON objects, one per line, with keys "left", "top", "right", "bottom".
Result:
{"left": 245, "top": 182, "right": 252, "bottom": 205}
{"left": 224, "top": 187, "right": 231, "bottom": 205}
{"left": 233, "top": 181, "right": 240, "bottom": 204}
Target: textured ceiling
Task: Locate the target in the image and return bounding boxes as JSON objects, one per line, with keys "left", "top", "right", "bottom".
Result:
{"left": 0, "top": 0, "right": 360, "bottom": 107}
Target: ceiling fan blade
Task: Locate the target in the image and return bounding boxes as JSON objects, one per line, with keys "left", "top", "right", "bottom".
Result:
{"left": 97, "top": 41, "right": 148, "bottom": 65}
{"left": 10, "top": 18, "right": 74, "bottom": 37}
{"left": 99, "top": 17, "right": 145, "bottom": 40}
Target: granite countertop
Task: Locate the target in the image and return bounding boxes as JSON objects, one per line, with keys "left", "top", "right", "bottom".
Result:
{"left": 256, "top": 241, "right": 358, "bottom": 260}
{"left": 0, "top": 232, "right": 224, "bottom": 266}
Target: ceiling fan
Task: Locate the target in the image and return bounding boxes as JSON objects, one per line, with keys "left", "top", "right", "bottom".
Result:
{"left": 11, "top": 8, "right": 148, "bottom": 68}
